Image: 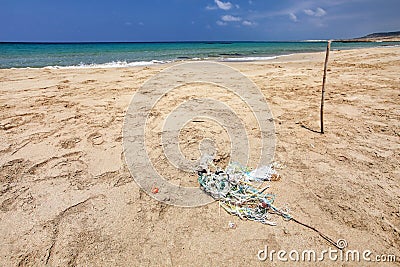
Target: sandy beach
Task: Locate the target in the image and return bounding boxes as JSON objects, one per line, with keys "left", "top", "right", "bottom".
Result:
{"left": 0, "top": 46, "right": 399, "bottom": 266}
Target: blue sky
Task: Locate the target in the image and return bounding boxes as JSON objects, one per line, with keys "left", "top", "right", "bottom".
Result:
{"left": 1, "top": 0, "right": 399, "bottom": 42}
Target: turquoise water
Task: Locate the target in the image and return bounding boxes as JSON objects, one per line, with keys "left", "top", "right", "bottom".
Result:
{"left": 0, "top": 41, "right": 397, "bottom": 68}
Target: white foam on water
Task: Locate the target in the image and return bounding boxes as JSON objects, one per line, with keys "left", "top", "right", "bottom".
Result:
{"left": 222, "top": 56, "right": 278, "bottom": 62}
{"left": 302, "top": 39, "right": 329, "bottom": 42}
{"left": 42, "top": 60, "right": 169, "bottom": 69}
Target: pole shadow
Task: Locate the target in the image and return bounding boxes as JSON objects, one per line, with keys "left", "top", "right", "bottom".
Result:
{"left": 301, "top": 124, "right": 323, "bottom": 134}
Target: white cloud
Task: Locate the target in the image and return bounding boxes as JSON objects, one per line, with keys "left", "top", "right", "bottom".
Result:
{"left": 304, "top": 7, "right": 327, "bottom": 17}
{"left": 315, "top": 7, "right": 327, "bottom": 17}
{"left": 205, "top": 5, "right": 218, "bottom": 10}
{"left": 216, "top": 20, "right": 228, "bottom": 26}
{"left": 221, "top": 15, "right": 242, "bottom": 22}
{"left": 248, "top": 1, "right": 332, "bottom": 22}
{"left": 304, "top": 9, "right": 314, "bottom": 16}
{"left": 242, "top": 20, "right": 255, "bottom": 26}
{"left": 289, "top": 13, "right": 298, "bottom": 22}
{"left": 215, "top": 0, "right": 233, "bottom": 10}
{"left": 138, "top": 22, "right": 144, "bottom": 26}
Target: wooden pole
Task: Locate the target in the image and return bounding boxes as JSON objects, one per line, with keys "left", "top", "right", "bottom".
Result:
{"left": 320, "top": 40, "right": 331, "bottom": 134}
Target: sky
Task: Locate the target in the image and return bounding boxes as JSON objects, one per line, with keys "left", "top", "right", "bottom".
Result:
{"left": 1, "top": 0, "right": 399, "bottom": 42}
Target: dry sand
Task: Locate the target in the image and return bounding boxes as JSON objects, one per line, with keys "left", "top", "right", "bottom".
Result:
{"left": 0, "top": 46, "right": 399, "bottom": 266}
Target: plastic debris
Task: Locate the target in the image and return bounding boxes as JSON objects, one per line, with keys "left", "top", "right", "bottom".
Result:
{"left": 197, "top": 159, "right": 342, "bottom": 249}
{"left": 198, "top": 159, "right": 291, "bottom": 226}
{"left": 228, "top": 221, "right": 236, "bottom": 229}
{"left": 151, "top": 185, "right": 159, "bottom": 194}
{"left": 248, "top": 165, "right": 278, "bottom": 181}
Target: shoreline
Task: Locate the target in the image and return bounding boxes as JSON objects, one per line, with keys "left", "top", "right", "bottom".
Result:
{"left": 1, "top": 42, "right": 399, "bottom": 70}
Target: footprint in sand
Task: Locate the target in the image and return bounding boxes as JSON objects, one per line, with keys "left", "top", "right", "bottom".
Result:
{"left": 88, "top": 132, "right": 104, "bottom": 146}
{"left": 82, "top": 79, "right": 97, "bottom": 84}
{"left": 57, "top": 84, "right": 69, "bottom": 90}
{"left": 59, "top": 137, "right": 81, "bottom": 149}
{"left": 0, "top": 113, "right": 44, "bottom": 130}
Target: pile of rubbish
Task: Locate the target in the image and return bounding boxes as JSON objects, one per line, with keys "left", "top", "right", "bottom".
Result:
{"left": 197, "top": 159, "right": 291, "bottom": 226}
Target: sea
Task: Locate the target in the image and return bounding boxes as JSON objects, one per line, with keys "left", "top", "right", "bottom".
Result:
{"left": 0, "top": 41, "right": 398, "bottom": 69}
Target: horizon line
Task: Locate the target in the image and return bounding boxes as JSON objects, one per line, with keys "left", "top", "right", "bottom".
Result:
{"left": 0, "top": 40, "right": 333, "bottom": 44}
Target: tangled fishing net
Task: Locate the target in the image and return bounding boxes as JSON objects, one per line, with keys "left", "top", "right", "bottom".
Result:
{"left": 196, "top": 157, "right": 343, "bottom": 248}
{"left": 197, "top": 157, "right": 291, "bottom": 226}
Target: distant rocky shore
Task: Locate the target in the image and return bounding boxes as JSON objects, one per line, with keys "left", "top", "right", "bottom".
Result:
{"left": 337, "top": 30, "right": 400, "bottom": 42}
